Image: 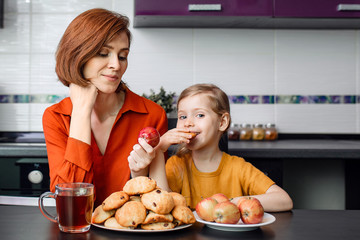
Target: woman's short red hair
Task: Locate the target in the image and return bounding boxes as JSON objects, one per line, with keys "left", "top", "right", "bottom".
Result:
{"left": 55, "top": 8, "right": 131, "bottom": 89}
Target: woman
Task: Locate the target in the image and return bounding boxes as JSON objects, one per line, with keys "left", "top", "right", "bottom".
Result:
{"left": 42, "top": 8, "right": 168, "bottom": 207}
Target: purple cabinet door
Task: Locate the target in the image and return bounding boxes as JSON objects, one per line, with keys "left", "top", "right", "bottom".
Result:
{"left": 135, "top": 0, "right": 273, "bottom": 17}
{"left": 275, "top": 0, "right": 360, "bottom": 18}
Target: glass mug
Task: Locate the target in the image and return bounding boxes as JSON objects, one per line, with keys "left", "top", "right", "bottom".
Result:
{"left": 39, "top": 182, "right": 94, "bottom": 233}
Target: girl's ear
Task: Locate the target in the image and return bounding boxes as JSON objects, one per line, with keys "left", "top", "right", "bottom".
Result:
{"left": 219, "top": 112, "right": 230, "bottom": 132}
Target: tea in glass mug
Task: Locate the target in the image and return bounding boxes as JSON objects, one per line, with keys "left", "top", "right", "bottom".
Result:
{"left": 39, "top": 182, "right": 94, "bottom": 233}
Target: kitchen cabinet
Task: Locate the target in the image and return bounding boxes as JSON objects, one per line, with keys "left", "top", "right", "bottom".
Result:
{"left": 134, "top": 0, "right": 360, "bottom": 28}
{"left": 273, "top": 0, "right": 360, "bottom": 28}
{"left": 275, "top": 0, "right": 360, "bottom": 18}
{"left": 134, "top": 0, "right": 273, "bottom": 28}
{"left": 135, "top": 0, "right": 272, "bottom": 17}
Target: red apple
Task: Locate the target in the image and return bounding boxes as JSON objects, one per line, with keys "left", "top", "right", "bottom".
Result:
{"left": 212, "top": 201, "right": 240, "bottom": 224}
{"left": 211, "top": 193, "right": 229, "bottom": 203}
{"left": 237, "top": 197, "right": 264, "bottom": 224}
{"left": 195, "top": 197, "right": 218, "bottom": 222}
{"left": 235, "top": 197, "right": 247, "bottom": 208}
{"left": 138, "top": 127, "right": 160, "bottom": 147}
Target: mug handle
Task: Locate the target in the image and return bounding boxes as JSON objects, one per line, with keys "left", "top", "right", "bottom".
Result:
{"left": 38, "top": 191, "right": 57, "bottom": 223}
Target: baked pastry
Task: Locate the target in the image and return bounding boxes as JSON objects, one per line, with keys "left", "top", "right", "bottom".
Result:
{"left": 143, "top": 210, "right": 173, "bottom": 224}
{"left": 141, "top": 222, "right": 175, "bottom": 230}
{"left": 91, "top": 205, "right": 116, "bottom": 224}
{"left": 169, "top": 192, "right": 187, "bottom": 207}
{"left": 115, "top": 201, "right": 146, "bottom": 228}
{"left": 171, "top": 205, "right": 196, "bottom": 224}
{"left": 189, "top": 132, "right": 198, "bottom": 139}
{"left": 104, "top": 217, "right": 134, "bottom": 230}
{"left": 129, "top": 195, "right": 141, "bottom": 202}
{"left": 123, "top": 176, "right": 157, "bottom": 195}
{"left": 141, "top": 189, "right": 175, "bottom": 214}
{"left": 102, "top": 191, "right": 129, "bottom": 211}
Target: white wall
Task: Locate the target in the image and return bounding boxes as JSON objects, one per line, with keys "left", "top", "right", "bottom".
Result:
{"left": 0, "top": 0, "right": 359, "bottom": 133}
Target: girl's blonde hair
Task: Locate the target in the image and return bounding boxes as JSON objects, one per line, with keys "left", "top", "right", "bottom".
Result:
{"left": 175, "top": 84, "right": 231, "bottom": 157}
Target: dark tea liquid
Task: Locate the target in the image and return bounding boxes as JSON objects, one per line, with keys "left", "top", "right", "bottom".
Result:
{"left": 56, "top": 194, "right": 94, "bottom": 230}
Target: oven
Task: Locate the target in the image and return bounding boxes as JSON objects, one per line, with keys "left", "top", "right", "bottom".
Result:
{"left": 0, "top": 132, "right": 49, "bottom": 197}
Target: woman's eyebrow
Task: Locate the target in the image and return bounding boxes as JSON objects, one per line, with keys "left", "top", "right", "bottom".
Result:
{"left": 103, "top": 44, "right": 129, "bottom": 52}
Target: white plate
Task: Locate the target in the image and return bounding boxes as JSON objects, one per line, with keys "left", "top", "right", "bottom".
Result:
{"left": 92, "top": 223, "right": 192, "bottom": 233}
{"left": 193, "top": 211, "right": 275, "bottom": 232}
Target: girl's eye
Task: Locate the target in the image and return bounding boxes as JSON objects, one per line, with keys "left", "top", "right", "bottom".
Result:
{"left": 196, "top": 113, "right": 205, "bottom": 118}
{"left": 178, "top": 115, "right": 186, "bottom": 120}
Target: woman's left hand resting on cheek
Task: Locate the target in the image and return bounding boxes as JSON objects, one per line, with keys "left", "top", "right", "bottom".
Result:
{"left": 128, "top": 138, "right": 156, "bottom": 177}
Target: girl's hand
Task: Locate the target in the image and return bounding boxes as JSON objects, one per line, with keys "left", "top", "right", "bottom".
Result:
{"left": 69, "top": 83, "right": 98, "bottom": 113}
{"left": 128, "top": 138, "right": 155, "bottom": 174}
{"left": 157, "top": 128, "right": 196, "bottom": 152}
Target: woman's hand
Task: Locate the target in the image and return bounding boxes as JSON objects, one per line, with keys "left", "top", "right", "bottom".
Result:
{"left": 128, "top": 138, "right": 156, "bottom": 176}
{"left": 157, "top": 128, "right": 195, "bottom": 152}
{"left": 68, "top": 83, "right": 98, "bottom": 145}
{"left": 69, "top": 83, "right": 98, "bottom": 113}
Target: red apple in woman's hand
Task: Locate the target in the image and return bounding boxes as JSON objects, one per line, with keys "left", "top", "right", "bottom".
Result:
{"left": 195, "top": 197, "right": 218, "bottom": 222}
{"left": 212, "top": 201, "right": 240, "bottom": 224}
{"left": 237, "top": 197, "right": 264, "bottom": 224}
{"left": 138, "top": 127, "right": 160, "bottom": 147}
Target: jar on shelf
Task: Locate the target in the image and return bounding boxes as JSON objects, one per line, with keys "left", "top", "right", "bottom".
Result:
{"left": 228, "top": 123, "right": 240, "bottom": 141}
{"left": 252, "top": 123, "right": 265, "bottom": 141}
{"left": 239, "top": 123, "right": 252, "bottom": 140}
{"left": 264, "top": 123, "right": 278, "bottom": 140}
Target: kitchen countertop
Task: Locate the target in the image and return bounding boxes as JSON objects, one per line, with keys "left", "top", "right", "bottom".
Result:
{"left": 0, "top": 143, "right": 47, "bottom": 157}
{"left": 0, "top": 204, "right": 359, "bottom": 240}
{"left": 228, "top": 139, "right": 360, "bottom": 159}
{"left": 1, "top": 139, "right": 360, "bottom": 159}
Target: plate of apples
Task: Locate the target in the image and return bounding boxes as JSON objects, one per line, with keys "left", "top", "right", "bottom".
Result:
{"left": 194, "top": 194, "right": 276, "bottom": 232}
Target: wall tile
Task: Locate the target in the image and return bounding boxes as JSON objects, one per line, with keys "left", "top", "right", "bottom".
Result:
{"left": 0, "top": 0, "right": 359, "bottom": 134}
{"left": 194, "top": 29, "right": 274, "bottom": 95}
{"left": 130, "top": 28, "right": 193, "bottom": 55}
{"left": 31, "top": 14, "right": 76, "bottom": 53}
{"left": 30, "top": 54, "right": 68, "bottom": 94}
{"left": 30, "top": 103, "right": 50, "bottom": 131}
{"left": 276, "top": 30, "right": 357, "bottom": 95}
{"left": 125, "top": 52, "right": 193, "bottom": 96}
{"left": 230, "top": 104, "right": 276, "bottom": 126}
{"left": 31, "top": 0, "right": 113, "bottom": 13}
{"left": 0, "top": 14, "right": 30, "bottom": 53}
{"left": 113, "top": 0, "right": 134, "bottom": 20}
{"left": 0, "top": 54, "right": 30, "bottom": 94}
{"left": 4, "top": 0, "right": 30, "bottom": 13}
{"left": 276, "top": 105, "right": 357, "bottom": 133}
{"left": 0, "top": 104, "right": 30, "bottom": 131}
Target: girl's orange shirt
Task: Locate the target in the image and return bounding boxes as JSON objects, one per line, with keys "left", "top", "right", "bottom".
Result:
{"left": 166, "top": 152, "right": 275, "bottom": 209}
{"left": 42, "top": 88, "right": 168, "bottom": 207}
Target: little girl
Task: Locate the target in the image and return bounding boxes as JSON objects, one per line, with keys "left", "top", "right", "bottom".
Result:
{"left": 150, "top": 84, "right": 293, "bottom": 212}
